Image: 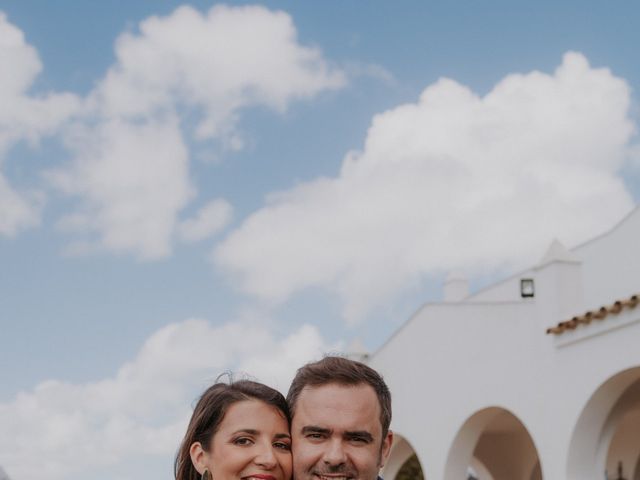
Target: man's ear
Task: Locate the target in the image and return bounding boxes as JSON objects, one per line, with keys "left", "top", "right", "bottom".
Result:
{"left": 378, "top": 430, "right": 394, "bottom": 468}
{"left": 189, "top": 442, "right": 207, "bottom": 475}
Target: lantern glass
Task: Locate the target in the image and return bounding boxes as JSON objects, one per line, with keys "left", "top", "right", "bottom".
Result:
{"left": 521, "top": 278, "right": 535, "bottom": 298}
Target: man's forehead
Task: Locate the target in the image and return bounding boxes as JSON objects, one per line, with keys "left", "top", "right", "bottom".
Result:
{"left": 298, "top": 382, "right": 378, "bottom": 399}
{"left": 293, "top": 382, "right": 381, "bottom": 424}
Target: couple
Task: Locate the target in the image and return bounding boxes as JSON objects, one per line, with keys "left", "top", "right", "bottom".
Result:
{"left": 175, "top": 356, "right": 393, "bottom": 480}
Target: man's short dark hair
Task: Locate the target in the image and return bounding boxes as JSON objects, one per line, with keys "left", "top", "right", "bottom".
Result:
{"left": 287, "top": 356, "right": 392, "bottom": 437}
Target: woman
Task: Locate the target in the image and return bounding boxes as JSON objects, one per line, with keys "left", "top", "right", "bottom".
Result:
{"left": 175, "top": 379, "right": 292, "bottom": 480}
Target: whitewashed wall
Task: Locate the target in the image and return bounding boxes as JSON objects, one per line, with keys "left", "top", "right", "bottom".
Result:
{"left": 372, "top": 207, "right": 640, "bottom": 480}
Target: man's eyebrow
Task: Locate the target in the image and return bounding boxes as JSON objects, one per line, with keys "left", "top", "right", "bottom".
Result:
{"left": 301, "top": 425, "right": 331, "bottom": 435}
{"left": 344, "top": 431, "right": 374, "bottom": 442}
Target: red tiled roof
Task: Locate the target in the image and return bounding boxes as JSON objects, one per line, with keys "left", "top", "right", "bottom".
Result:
{"left": 546, "top": 294, "right": 639, "bottom": 335}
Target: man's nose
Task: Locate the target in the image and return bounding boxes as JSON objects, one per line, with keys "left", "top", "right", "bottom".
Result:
{"left": 323, "top": 438, "right": 347, "bottom": 466}
{"left": 254, "top": 443, "right": 278, "bottom": 469}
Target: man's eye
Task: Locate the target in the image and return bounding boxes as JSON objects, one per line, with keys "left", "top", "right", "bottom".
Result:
{"left": 350, "top": 436, "right": 369, "bottom": 444}
{"left": 306, "top": 433, "right": 324, "bottom": 440}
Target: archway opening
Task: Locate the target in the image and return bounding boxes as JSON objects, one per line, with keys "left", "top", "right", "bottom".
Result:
{"left": 605, "top": 377, "right": 640, "bottom": 480}
{"left": 567, "top": 367, "right": 640, "bottom": 480}
{"left": 382, "top": 434, "right": 426, "bottom": 480}
{"left": 396, "top": 454, "right": 424, "bottom": 480}
{"left": 445, "top": 407, "right": 542, "bottom": 480}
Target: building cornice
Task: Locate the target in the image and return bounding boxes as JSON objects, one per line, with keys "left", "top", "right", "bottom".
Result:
{"left": 546, "top": 294, "right": 639, "bottom": 335}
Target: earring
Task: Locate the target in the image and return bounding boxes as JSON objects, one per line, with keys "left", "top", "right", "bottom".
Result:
{"left": 201, "top": 469, "right": 212, "bottom": 480}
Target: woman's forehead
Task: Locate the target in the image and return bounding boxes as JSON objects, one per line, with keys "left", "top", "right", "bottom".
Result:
{"left": 218, "top": 399, "right": 289, "bottom": 432}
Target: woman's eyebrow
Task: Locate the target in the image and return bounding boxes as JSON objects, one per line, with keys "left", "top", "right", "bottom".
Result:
{"left": 274, "top": 433, "right": 291, "bottom": 439}
{"left": 231, "top": 429, "right": 259, "bottom": 435}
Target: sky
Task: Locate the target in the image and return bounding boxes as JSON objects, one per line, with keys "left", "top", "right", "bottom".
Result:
{"left": 1, "top": 1, "right": 640, "bottom": 479}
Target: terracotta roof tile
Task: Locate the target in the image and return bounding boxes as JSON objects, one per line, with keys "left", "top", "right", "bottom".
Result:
{"left": 546, "top": 294, "right": 639, "bottom": 335}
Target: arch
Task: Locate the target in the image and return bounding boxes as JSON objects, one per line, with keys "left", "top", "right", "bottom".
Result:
{"left": 606, "top": 401, "right": 640, "bottom": 478}
{"left": 528, "top": 461, "right": 542, "bottom": 480}
{"left": 567, "top": 366, "right": 640, "bottom": 480}
{"left": 444, "top": 407, "right": 542, "bottom": 480}
{"left": 396, "top": 454, "right": 424, "bottom": 480}
{"left": 469, "top": 456, "right": 494, "bottom": 480}
{"left": 382, "top": 433, "right": 427, "bottom": 480}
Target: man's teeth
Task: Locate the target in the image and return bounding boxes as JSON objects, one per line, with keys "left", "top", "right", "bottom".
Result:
{"left": 317, "top": 476, "right": 349, "bottom": 480}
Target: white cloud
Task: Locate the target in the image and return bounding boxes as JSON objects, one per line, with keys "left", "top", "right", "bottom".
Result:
{"left": 178, "top": 199, "right": 233, "bottom": 243}
{"left": 214, "top": 52, "right": 636, "bottom": 324}
{"left": 0, "top": 12, "right": 80, "bottom": 236}
{"left": 343, "top": 61, "right": 396, "bottom": 85}
{"left": 0, "top": 319, "right": 336, "bottom": 480}
{"left": 238, "top": 323, "right": 335, "bottom": 393}
{"left": 627, "top": 143, "right": 640, "bottom": 170}
{"left": 50, "top": 116, "right": 193, "bottom": 259}
{"left": 0, "top": 176, "right": 42, "bottom": 235}
{"left": 49, "top": 4, "right": 345, "bottom": 258}
{"left": 92, "top": 4, "right": 345, "bottom": 138}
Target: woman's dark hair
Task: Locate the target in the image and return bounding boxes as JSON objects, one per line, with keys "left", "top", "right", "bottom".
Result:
{"left": 174, "top": 379, "right": 290, "bottom": 480}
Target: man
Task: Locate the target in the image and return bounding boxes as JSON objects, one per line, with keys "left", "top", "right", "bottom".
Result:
{"left": 287, "top": 356, "right": 393, "bottom": 480}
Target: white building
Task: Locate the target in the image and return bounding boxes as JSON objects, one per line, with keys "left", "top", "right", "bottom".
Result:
{"left": 370, "top": 207, "right": 640, "bottom": 480}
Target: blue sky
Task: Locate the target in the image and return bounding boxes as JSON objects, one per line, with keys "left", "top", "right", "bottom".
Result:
{"left": 1, "top": 2, "right": 640, "bottom": 480}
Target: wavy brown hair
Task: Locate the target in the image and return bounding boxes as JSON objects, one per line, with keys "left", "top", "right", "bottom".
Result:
{"left": 175, "top": 379, "right": 290, "bottom": 480}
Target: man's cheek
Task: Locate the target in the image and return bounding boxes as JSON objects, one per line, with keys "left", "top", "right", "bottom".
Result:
{"left": 294, "top": 444, "right": 317, "bottom": 465}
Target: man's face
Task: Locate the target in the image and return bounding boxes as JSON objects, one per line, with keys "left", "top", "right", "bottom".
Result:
{"left": 291, "top": 383, "right": 393, "bottom": 480}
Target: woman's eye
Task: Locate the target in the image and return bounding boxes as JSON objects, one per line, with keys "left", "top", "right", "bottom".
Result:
{"left": 273, "top": 442, "right": 291, "bottom": 451}
{"left": 234, "top": 437, "right": 254, "bottom": 446}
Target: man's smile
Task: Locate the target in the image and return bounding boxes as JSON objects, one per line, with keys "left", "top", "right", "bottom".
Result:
{"left": 314, "top": 474, "right": 353, "bottom": 480}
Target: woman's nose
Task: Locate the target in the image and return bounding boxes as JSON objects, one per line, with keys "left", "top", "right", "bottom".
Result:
{"left": 254, "top": 444, "right": 278, "bottom": 469}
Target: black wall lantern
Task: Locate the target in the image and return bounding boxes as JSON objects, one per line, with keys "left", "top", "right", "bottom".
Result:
{"left": 520, "top": 278, "right": 535, "bottom": 298}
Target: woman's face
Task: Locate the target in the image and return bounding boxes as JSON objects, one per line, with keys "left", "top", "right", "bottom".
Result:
{"left": 194, "top": 400, "right": 292, "bottom": 480}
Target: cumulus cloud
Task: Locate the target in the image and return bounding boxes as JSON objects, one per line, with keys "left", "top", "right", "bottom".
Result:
{"left": 50, "top": 116, "right": 193, "bottom": 259}
{"left": 46, "top": 4, "right": 345, "bottom": 258}
{"left": 0, "top": 12, "right": 79, "bottom": 236}
{"left": 178, "top": 199, "right": 233, "bottom": 243}
{"left": 0, "top": 319, "right": 336, "bottom": 480}
{"left": 92, "top": 4, "right": 346, "bottom": 138}
{"left": 214, "top": 52, "right": 636, "bottom": 324}
{"left": 0, "top": 177, "right": 42, "bottom": 235}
